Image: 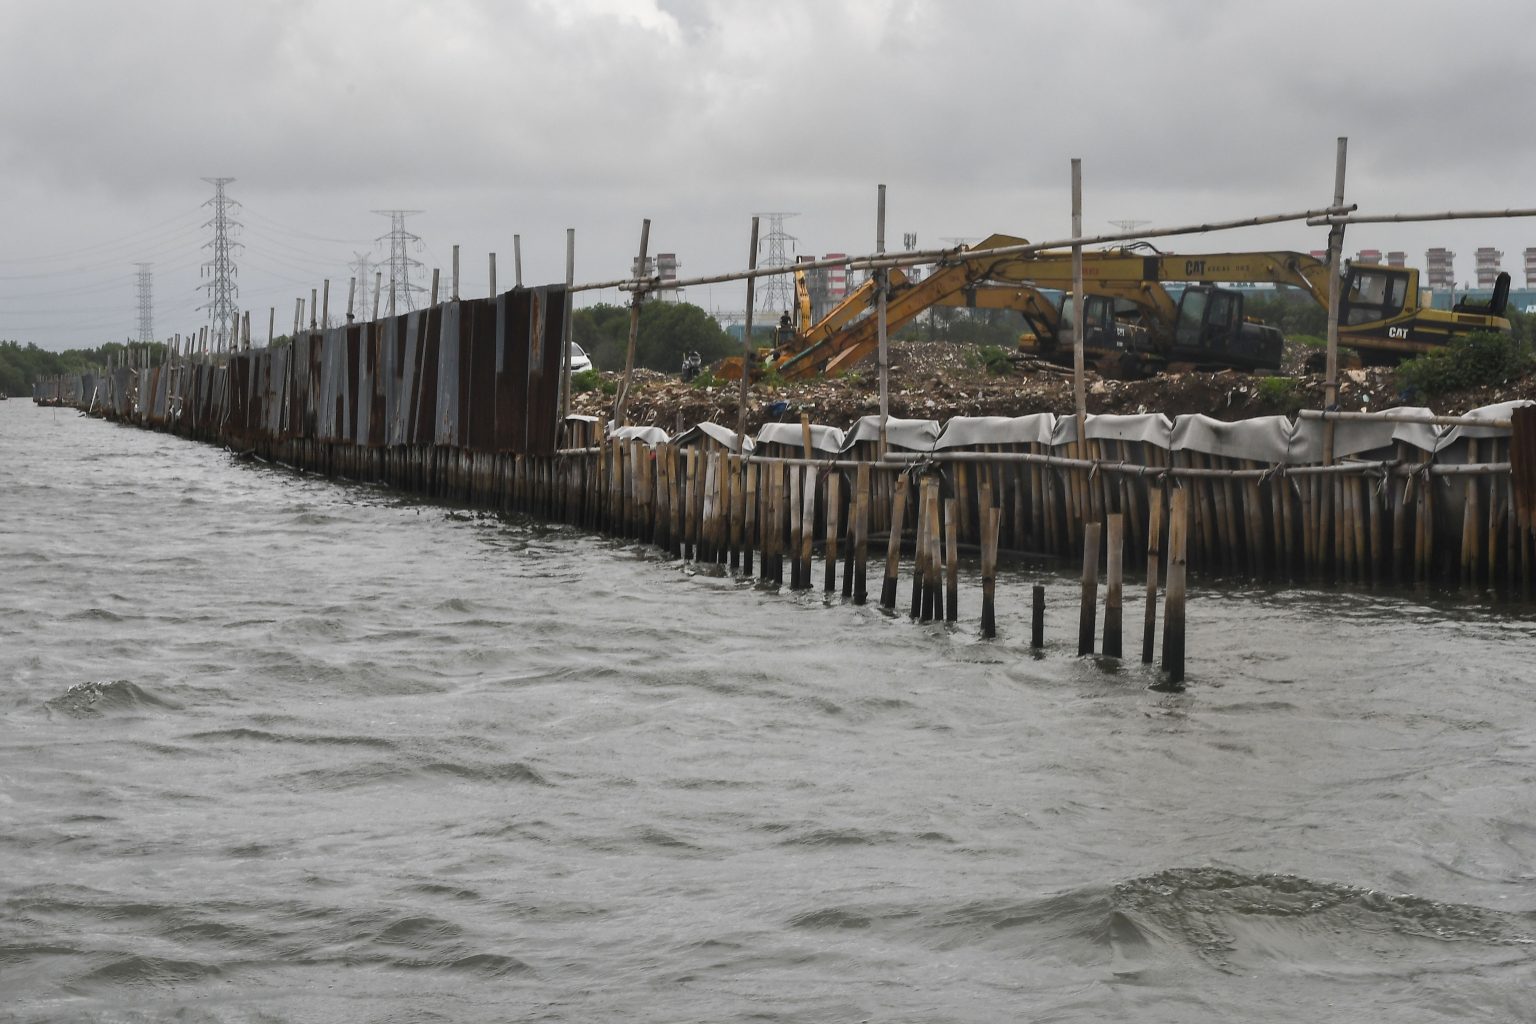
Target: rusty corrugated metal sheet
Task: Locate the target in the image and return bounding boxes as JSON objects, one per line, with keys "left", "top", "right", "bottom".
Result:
{"left": 494, "top": 289, "right": 530, "bottom": 452}
{"left": 411, "top": 308, "right": 440, "bottom": 446}
{"left": 435, "top": 302, "right": 463, "bottom": 447}
{"left": 525, "top": 285, "right": 565, "bottom": 455}
{"left": 465, "top": 298, "right": 497, "bottom": 452}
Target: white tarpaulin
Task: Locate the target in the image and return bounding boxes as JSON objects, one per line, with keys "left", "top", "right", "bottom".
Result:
{"left": 1084, "top": 413, "right": 1175, "bottom": 448}
{"left": 754, "top": 422, "right": 844, "bottom": 454}
{"left": 1171, "top": 414, "right": 1303, "bottom": 464}
{"left": 609, "top": 424, "right": 670, "bottom": 447}
{"left": 674, "top": 421, "right": 754, "bottom": 452}
{"left": 841, "top": 416, "right": 940, "bottom": 452}
{"left": 933, "top": 414, "right": 1056, "bottom": 449}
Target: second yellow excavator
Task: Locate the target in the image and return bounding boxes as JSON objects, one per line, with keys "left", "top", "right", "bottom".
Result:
{"left": 761, "top": 233, "right": 1512, "bottom": 378}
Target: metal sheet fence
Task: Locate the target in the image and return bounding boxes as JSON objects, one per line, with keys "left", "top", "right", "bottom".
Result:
{"left": 46, "top": 288, "right": 567, "bottom": 457}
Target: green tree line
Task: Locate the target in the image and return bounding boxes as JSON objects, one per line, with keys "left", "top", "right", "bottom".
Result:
{"left": 572, "top": 301, "right": 739, "bottom": 373}
{"left": 0, "top": 340, "right": 168, "bottom": 397}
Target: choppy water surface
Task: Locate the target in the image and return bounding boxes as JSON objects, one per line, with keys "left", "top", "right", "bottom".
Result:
{"left": 3, "top": 400, "right": 1535, "bottom": 1023}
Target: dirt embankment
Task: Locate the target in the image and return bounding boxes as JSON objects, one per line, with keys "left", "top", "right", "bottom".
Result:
{"left": 571, "top": 341, "right": 1536, "bottom": 435}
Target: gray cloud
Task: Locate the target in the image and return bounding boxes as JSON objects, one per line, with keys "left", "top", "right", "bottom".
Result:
{"left": 4, "top": 0, "right": 1536, "bottom": 350}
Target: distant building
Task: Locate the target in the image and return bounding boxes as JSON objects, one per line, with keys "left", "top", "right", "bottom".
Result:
{"left": 1474, "top": 247, "right": 1504, "bottom": 289}
{"left": 1387, "top": 251, "right": 1406, "bottom": 268}
{"left": 1425, "top": 247, "right": 1456, "bottom": 291}
{"left": 1524, "top": 248, "right": 1536, "bottom": 288}
{"left": 1355, "top": 248, "right": 1382, "bottom": 265}
{"left": 824, "top": 254, "right": 848, "bottom": 299}
{"left": 655, "top": 253, "right": 681, "bottom": 303}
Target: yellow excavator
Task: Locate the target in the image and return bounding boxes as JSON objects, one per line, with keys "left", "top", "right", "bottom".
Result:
{"left": 987, "top": 243, "right": 1511, "bottom": 369}
{"left": 761, "top": 233, "right": 1512, "bottom": 378}
{"left": 717, "top": 264, "right": 896, "bottom": 380}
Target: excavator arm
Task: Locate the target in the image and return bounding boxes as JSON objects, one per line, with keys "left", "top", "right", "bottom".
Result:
{"left": 782, "top": 234, "right": 1026, "bottom": 379}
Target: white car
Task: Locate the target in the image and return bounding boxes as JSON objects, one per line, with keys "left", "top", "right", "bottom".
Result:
{"left": 567, "top": 341, "right": 593, "bottom": 373}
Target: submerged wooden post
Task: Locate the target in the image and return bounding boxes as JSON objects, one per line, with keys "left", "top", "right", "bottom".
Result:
{"left": 911, "top": 478, "right": 928, "bottom": 620}
{"left": 789, "top": 464, "right": 804, "bottom": 589}
{"left": 1161, "top": 487, "right": 1190, "bottom": 684}
{"left": 1142, "top": 492, "right": 1164, "bottom": 663}
{"left": 1078, "top": 521, "right": 1101, "bottom": 656}
{"left": 743, "top": 460, "right": 758, "bottom": 576}
{"left": 1103, "top": 513, "right": 1124, "bottom": 658}
{"left": 800, "top": 465, "right": 816, "bottom": 588}
{"left": 1031, "top": 584, "right": 1045, "bottom": 649}
{"left": 945, "top": 496, "right": 959, "bottom": 622}
{"left": 980, "top": 505, "right": 1000, "bottom": 639}
{"left": 853, "top": 463, "right": 870, "bottom": 604}
{"left": 881, "top": 475, "right": 908, "bottom": 609}
{"left": 825, "top": 470, "right": 841, "bottom": 594}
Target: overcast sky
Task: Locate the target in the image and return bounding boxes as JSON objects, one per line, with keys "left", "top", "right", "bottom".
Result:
{"left": 5, "top": 0, "right": 1536, "bottom": 351}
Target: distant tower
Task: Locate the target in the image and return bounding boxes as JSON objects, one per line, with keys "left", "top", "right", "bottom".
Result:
{"left": 199, "top": 177, "right": 241, "bottom": 350}
{"left": 373, "top": 209, "right": 426, "bottom": 313}
{"left": 1355, "top": 248, "right": 1382, "bottom": 265}
{"left": 348, "top": 250, "right": 374, "bottom": 320}
{"left": 902, "top": 232, "right": 921, "bottom": 283}
{"left": 655, "top": 253, "right": 681, "bottom": 302}
{"left": 1425, "top": 247, "right": 1456, "bottom": 292}
{"left": 1524, "top": 248, "right": 1536, "bottom": 289}
{"left": 135, "top": 262, "right": 154, "bottom": 345}
{"left": 1110, "top": 219, "right": 1150, "bottom": 237}
{"left": 755, "top": 212, "right": 798, "bottom": 316}
{"left": 1474, "top": 246, "right": 1504, "bottom": 289}
{"left": 1386, "top": 251, "right": 1406, "bottom": 268}
{"left": 823, "top": 253, "right": 849, "bottom": 300}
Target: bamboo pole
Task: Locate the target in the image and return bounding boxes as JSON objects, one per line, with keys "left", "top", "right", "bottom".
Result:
{"left": 1104, "top": 513, "right": 1123, "bottom": 658}
{"left": 1462, "top": 439, "right": 1480, "bottom": 587}
{"left": 910, "top": 478, "right": 927, "bottom": 619}
{"left": 825, "top": 470, "right": 841, "bottom": 594}
{"left": 881, "top": 475, "right": 908, "bottom": 609}
{"left": 561, "top": 229, "right": 575, "bottom": 426}
{"left": 853, "top": 463, "right": 870, "bottom": 604}
{"left": 876, "top": 184, "right": 890, "bottom": 458}
{"left": 1078, "top": 521, "right": 1101, "bottom": 656}
{"left": 614, "top": 219, "right": 650, "bottom": 425}
{"left": 590, "top": 203, "right": 1353, "bottom": 296}
{"left": 800, "top": 419, "right": 816, "bottom": 588}
{"left": 980, "top": 506, "right": 999, "bottom": 639}
{"left": 945, "top": 496, "right": 959, "bottom": 622}
{"left": 1031, "top": 584, "right": 1045, "bottom": 650}
{"left": 1142, "top": 492, "right": 1163, "bottom": 663}
{"left": 743, "top": 460, "right": 757, "bottom": 576}
{"left": 736, "top": 217, "right": 759, "bottom": 452}
{"left": 789, "top": 463, "right": 803, "bottom": 589}
{"left": 1161, "top": 488, "right": 1189, "bottom": 685}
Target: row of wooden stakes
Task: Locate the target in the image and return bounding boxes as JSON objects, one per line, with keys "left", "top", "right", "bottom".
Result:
{"left": 239, "top": 432, "right": 1196, "bottom": 682}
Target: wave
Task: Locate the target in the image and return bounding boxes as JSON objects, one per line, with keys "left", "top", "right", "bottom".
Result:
{"left": 44, "top": 680, "right": 181, "bottom": 717}
{"left": 799, "top": 866, "right": 1536, "bottom": 977}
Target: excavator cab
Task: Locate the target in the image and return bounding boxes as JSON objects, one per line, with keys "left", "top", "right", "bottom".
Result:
{"left": 1339, "top": 265, "right": 1412, "bottom": 327}
{"left": 1172, "top": 286, "right": 1282, "bottom": 371}
{"left": 1056, "top": 293, "right": 1157, "bottom": 375}
{"left": 1452, "top": 271, "right": 1511, "bottom": 318}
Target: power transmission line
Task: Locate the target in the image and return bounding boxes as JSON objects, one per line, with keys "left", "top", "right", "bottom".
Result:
{"left": 135, "top": 262, "right": 154, "bottom": 344}
{"left": 348, "top": 251, "right": 374, "bottom": 321}
{"left": 755, "top": 212, "right": 798, "bottom": 316}
{"left": 199, "top": 177, "right": 242, "bottom": 351}
{"left": 373, "top": 209, "right": 425, "bottom": 314}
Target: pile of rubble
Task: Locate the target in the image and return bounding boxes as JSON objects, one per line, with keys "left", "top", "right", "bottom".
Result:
{"left": 569, "top": 340, "right": 1534, "bottom": 434}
